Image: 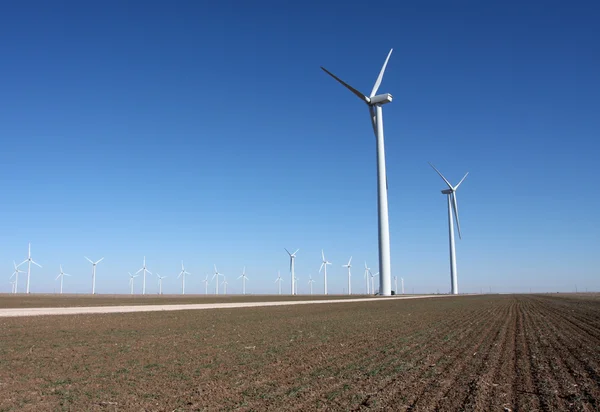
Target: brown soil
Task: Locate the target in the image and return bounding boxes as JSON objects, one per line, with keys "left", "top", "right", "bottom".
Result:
{"left": 0, "top": 294, "right": 598, "bottom": 411}
{"left": 0, "top": 293, "right": 371, "bottom": 309}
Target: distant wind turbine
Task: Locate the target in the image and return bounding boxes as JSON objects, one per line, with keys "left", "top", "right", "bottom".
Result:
{"left": 136, "top": 256, "right": 152, "bottom": 295}
{"left": 237, "top": 267, "right": 249, "bottom": 295}
{"left": 371, "top": 272, "right": 379, "bottom": 295}
{"left": 221, "top": 276, "right": 228, "bottom": 294}
{"left": 429, "top": 162, "right": 468, "bottom": 295}
{"left": 9, "top": 278, "right": 16, "bottom": 294}
{"left": 202, "top": 275, "right": 209, "bottom": 295}
{"left": 319, "top": 250, "right": 332, "bottom": 295}
{"left": 212, "top": 265, "right": 224, "bottom": 295}
{"left": 342, "top": 256, "right": 352, "bottom": 295}
{"left": 84, "top": 256, "right": 104, "bottom": 295}
{"left": 156, "top": 273, "right": 167, "bottom": 295}
{"left": 321, "top": 49, "right": 395, "bottom": 296}
{"left": 128, "top": 272, "right": 139, "bottom": 295}
{"left": 178, "top": 261, "right": 191, "bottom": 295}
{"left": 11, "top": 261, "right": 25, "bottom": 294}
{"left": 20, "top": 243, "right": 42, "bottom": 294}
{"left": 285, "top": 248, "right": 299, "bottom": 295}
{"left": 394, "top": 276, "right": 398, "bottom": 294}
{"left": 308, "top": 275, "right": 315, "bottom": 295}
{"left": 275, "top": 271, "right": 283, "bottom": 295}
{"left": 55, "top": 265, "right": 70, "bottom": 294}
{"left": 364, "top": 262, "right": 371, "bottom": 295}
{"left": 401, "top": 277, "right": 404, "bottom": 294}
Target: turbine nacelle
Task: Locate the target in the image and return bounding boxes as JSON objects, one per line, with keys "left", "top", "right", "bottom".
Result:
{"left": 370, "top": 93, "right": 393, "bottom": 105}
{"left": 441, "top": 189, "right": 453, "bottom": 195}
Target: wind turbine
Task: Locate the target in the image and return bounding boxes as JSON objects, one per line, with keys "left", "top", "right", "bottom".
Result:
{"left": 128, "top": 272, "right": 139, "bottom": 295}
{"left": 364, "top": 262, "right": 371, "bottom": 294}
{"left": 9, "top": 278, "right": 16, "bottom": 294}
{"left": 429, "top": 162, "right": 469, "bottom": 295}
{"left": 275, "top": 271, "right": 283, "bottom": 295}
{"left": 55, "top": 265, "right": 70, "bottom": 294}
{"left": 322, "top": 49, "right": 394, "bottom": 296}
{"left": 285, "top": 249, "right": 299, "bottom": 295}
{"left": 135, "top": 256, "right": 152, "bottom": 295}
{"left": 19, "top": 243, "right": 42, "bottom": 294}
{"left": 394, "top": 276, "right": 398, "bottom": 294}
{"left": 342, "top": 256, "right": 352, "bottom": 295}
{"left": 11, "top": 261, "right": 25, "bottom": 294}
{"left": 212, "top": 265, "right": 223, "bottom": 295}
{"left": 221, "top": 276, "right": 228, "bottom": 294}
{"left": 237, "top": 267, "right": 249, "bottom": 295}
{"left": 308, "top": 275, "right": 315, "bottom": 295}
{"left": 156, "top": 273, "right": 167, "bottom": 295}
{"left": 319, "top": 250, "right": 332, "bottom": 295}
{"left": 371, "top": 272, "right": 379, "bottom": 295}
{"left": 84, "top": 256, "right": 104, "bottom": 295}
{"left": 202, "top": 275, "right": 209, "bottom": 295}
{"left": 401, "top": 277, "right": 405, "bottom": 294}
{"left": 178, "top": 261, "right": 191, "bottom": 295}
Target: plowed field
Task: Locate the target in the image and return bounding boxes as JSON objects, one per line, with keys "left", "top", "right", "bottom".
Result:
{"left": 0, "top": 294, "right": 598, "bottom": 411}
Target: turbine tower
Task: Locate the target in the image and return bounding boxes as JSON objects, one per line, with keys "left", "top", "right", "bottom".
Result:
{"left": 55, "top": 265, "right": 70, "bottom": 294}
{"left": 128, "top": 272, "right": 139, "bottom": 295}
{"left": 275, "top": 271, "right": 283, "bottom": 295}
{"left": 429, "top": 163, "right": 468, "bottom": 295}
{"left": 178, "top": 261, "right": 191, "bottom": 295}
{"left": 221, "top": 277, "right": 228, "bottom": 294}
{"left": 308, "top": 275, "right": 315, "bottom": 295}
{"left": 401, "top": 277, "right": 405, "bottom": 294}
{"left": 285, "top": 249, "right": 299, "bottom": 295}
{"left": 11, "top": 261, "right": 25, "bottom": 294}
{"left": 156, "top": 273, "right": 167, "bottom": 295}
{"left": 20, "top": 243, "right": 42, "bottom": 294}
{"left": 394, "top": 276, "right": 398, "bottom": 294}
{"left": 322, "top": 49, "right": 394, "bottom": 296}
{"left": 136, "top": 256, "right": 152, "bottom": 295}
{"left": 212, "top": 265, "right": 223, "bottom": 295}
{"left": 319, "top": 249, "right": 332, "bottom": 295}
{"left": 85, "top": 256, "right": 104, "bottom": 295}
{"left": 364, "top": 262, "right": 371, "bottom": 294}
{"left": 237, "top": 267, "right": 249, "bottom": 295}
{"left": 342, "top": 256, "right": 352, "bottom": 295}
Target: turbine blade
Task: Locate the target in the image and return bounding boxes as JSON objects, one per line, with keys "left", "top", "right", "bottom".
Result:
{"left": 319, "top": 262, "right": 324, "bottom": 273}
{"left": 454, "top": 172, "right": 469, "bottom": 190}
{"left": 370, "top": 48, "right": 393, "bottom": 97}
{"left": 32, "top": 260, "right": 42, "bottom": 268}
{"left": 284, "top": 248, "right": 291, "bottom": 256}
{"left": 135, "top": 268, "right": 143, "bottom": 274}
{"left": 428, "top": 162, "right": 453, "bottom": 190}
{"left": 96, "top": 257, "right": 104, "bottom": 264}
{"left": 85, "top": 256, "right": 93, "bottom": 264}
{"left": 55, "top": 273, "right": 61, "bottom": 281}
{"left": 237, "top": 275, "right": 243, "bottom": 279}
{"left": 348, "top": 256, "right": 353, "bottom": 266}
{"left": 321, "top": 249, "right": 325, "bottom": 261}
{"left": 146, "top": 270, "right": 152, "bottom": 275}
{"left": 321, "top": 67, "right": 370, "bottom": 104}
{"left": 452, "top": 192, "right": 462, "bottom": 239}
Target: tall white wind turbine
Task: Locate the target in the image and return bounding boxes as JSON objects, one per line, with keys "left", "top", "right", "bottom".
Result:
{"left": 9, "top": 278, "right": 16, "bottom": 294}
{"left": 128, "top": 272, "right": 139, "bottom": 295}
{"left": 342, "top": 256, "right": 352, "bottom": 295}
{"left": 308, "top": 275, "right": 315, "bottom": 295}
{"left": 212, "top": 265, "right": 223, "bottom": 295}
{"left": 319, "top": 249, "right": 332, "bottom": 295}
{"left": 401, "top": 277, "right": 404, "bottom": 294}
{"left": 178, "top": 261, "right": 191, "bottom": 295}
{"left": 55, "top": 265, "right": 70, "bottom": 294}
{"left": 322, "top": 49, "right": 394, "bottom": 296}
{"left": 237, "top": 267, "right": 249, "bottom": 295}
{"left": 11, "top": 261, "right": 25, "bottom": 294}
{"left": 364, "top": 262, "right": 371, "bottom": 294}
{"left": 429, "top": 163, "right": 468, "bottom": 295}
{"left": 371, "top": 272, "right": 379, "bottom": 295}
{"left": 20, "top": 243, "right": 42, "bottom": 294}
{"left": 156, "top": 273, "right": 167, "bottom": 295}
{"left": 84, "top": 256, "right": 104, "bottom": 295}
{"left": 275, "top": 271, "right": 283, "bottom": 295}
{"left": 136, "top": 256, "right": 152, "bottom": 295}
{"left": 202, "top": 275, "right": 210, "bottom": 295}
{"left": 285, "top": 249, "right": 299, "bottom": 295}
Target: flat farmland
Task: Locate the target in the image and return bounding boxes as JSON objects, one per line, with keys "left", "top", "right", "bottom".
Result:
{"left": 0, "top": 295, "right": 599, "bottom": 411}
{"left": 0, "top": 294, "right": 369, "bottom": 309}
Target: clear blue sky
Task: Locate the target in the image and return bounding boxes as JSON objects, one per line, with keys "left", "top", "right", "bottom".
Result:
{"left": 1, "top": 1, "right": 598, "bottom": 295}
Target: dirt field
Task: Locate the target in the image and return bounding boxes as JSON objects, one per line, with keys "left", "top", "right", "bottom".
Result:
{"left": 0, "top": 293, "right": 370, "bottom": 309}
{"left": 0, "top": 294, "right": 598, "bottom": 411}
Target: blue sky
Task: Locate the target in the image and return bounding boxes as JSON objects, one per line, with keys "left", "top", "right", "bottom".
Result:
{"left": 1, "top": 1, "right": 598, "bottom": 295}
